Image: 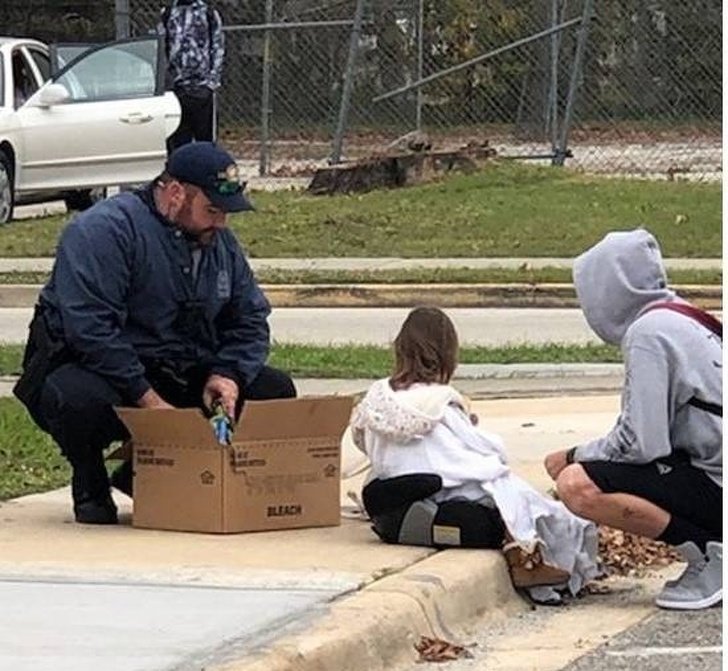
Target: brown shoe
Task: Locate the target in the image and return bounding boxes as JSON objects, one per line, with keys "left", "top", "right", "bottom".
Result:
{"left": 503, "top": 539, "right": 570, "bottom": 588}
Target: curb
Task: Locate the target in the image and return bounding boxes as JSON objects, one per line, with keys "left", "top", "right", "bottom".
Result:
{"left": 0, "top": 283, "right": 721, "bottom": 310}
{"left": 213, "top": 550, "right": 526, "bottom": 671}
{"left": 1, "top": 365, "right": 624, "bottom": 400}
{"left": 290, "top": 365, "right": 624, "bottom": 399}
{"left": 261, "top": 283, "right": 721, "bottom": 310}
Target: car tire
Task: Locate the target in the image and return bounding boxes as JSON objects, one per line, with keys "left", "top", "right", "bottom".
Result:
{"left": 63, "top": 187, "right": 107, "bottom": 212}
{"left": 0, "top": 152, "right": 14, "bottom": 225}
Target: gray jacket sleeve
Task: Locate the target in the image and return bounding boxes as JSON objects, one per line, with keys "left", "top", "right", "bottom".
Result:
{"left": 574, "top": 331, "right": 672, "bottom": 464}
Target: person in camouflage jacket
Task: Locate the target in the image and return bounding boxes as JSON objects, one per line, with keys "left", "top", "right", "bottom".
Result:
{"left": 158, "top": 0, "right": 225, "bottom": 150}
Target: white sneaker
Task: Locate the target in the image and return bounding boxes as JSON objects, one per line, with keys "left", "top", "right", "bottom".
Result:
{"left": 655, "top": 541, "right": 722, "bottom": 610}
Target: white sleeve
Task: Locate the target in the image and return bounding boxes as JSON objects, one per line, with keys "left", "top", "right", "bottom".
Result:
{"left": 442, "top": 405, "right": 509, "bottom": 465}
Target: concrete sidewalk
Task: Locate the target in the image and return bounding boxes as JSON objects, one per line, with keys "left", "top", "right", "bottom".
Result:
{"left": 0, "top": 256, "right": 722, "bottom": 273}
{"left": 0, "top": 393, "right": 622, "bottom": 671}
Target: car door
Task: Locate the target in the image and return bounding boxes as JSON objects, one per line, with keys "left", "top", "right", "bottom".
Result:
{"left": 14, "top": 36, "right": 180, "bottom": 192}
{"left": 49, "top": 43, "right": 98, "bottom": 76}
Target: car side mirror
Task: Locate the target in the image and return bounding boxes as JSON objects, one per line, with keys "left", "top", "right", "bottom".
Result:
{"left": 37, "top": 83, "right": 70, "bottom": 108}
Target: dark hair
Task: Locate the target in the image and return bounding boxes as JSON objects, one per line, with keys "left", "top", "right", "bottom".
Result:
{"left": 390, "top": 306, "right": 459, "bottom": 390}
{"left": 154, "top": 171, "right": 196, "bottom": 197}
{"left": 153, "top": 170, "right": 173, "bottom": 187}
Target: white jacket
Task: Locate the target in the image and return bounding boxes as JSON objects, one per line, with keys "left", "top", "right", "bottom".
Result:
{"left": 350, "top": 379, "right": 599, "bottom": 593}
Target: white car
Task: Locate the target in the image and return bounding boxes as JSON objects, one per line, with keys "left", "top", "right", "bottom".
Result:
{"left": 0, "top": 35, "right": 181, "bottom": 223}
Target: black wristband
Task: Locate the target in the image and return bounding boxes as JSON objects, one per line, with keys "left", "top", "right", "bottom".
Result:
{"left": 565, "top": 446, "right": 578, "bottom": 464}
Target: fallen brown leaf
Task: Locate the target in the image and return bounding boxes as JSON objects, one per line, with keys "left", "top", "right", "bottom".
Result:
{"left": 415, "top": 636, "right": 473, "bottom": 663}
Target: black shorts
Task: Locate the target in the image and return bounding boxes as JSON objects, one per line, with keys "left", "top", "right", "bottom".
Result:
{"left": 581, "top": 456, "right": 722, "bottom": 537}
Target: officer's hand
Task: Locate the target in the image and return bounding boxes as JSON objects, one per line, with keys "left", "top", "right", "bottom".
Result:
{"left": 544, "top": 449, "right": 569, "bottom": 481}
{"left": 203, "top": 374, "right": 239, "bottom": 418}
{"left": 137, "top": 388, "right": 174, "bottom": 410}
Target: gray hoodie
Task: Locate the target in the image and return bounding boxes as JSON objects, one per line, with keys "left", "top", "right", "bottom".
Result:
{"left": 572, "top": 229, "right": 722, "bottom": 486}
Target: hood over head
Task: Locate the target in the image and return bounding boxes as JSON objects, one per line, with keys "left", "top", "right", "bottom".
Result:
{"left": 573, "top": 228, "right": 674, "bottom": 345}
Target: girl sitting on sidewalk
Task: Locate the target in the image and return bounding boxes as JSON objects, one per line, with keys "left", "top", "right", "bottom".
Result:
{"left": 348, "top": 306, "right": 599, "bottom": 596}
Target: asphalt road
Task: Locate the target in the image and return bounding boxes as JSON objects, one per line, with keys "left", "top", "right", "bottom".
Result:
{"left": 563, "top": 607, "right": 722, "bottom": 671}
{"left": 0, "top": 307, "right": 598, "bottom": 347}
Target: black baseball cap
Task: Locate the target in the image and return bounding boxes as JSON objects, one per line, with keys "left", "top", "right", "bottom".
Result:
{"left": 165, "top": 142, "right": 253, "bottom": 212}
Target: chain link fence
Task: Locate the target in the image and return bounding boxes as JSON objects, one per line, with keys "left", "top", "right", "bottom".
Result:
{"left": 2, "top": 0, "right": 721, "bottom": 181}
{"left": 1, "top": 0, "right": 115, "bottom": 43}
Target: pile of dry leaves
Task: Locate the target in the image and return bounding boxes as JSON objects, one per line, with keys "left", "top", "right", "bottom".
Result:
{"left": 598, "top": 526, "right": 681, "bottom": 576}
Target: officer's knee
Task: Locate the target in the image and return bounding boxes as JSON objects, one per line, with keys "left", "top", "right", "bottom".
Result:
{"left": 263, "top": 368, "right": 296, "bottom": 398}
{"left": 39, "top": 365, "right": 124, "bottom": 448}
{"left": 247, "top": 366, "right": 297, "bottom": 399}
{"left": 556, "top": 464, "right": 603, "bottom": 519}
{"left": 276, "top": 372, "right": 296, "bottom": 398}
{"left": 43, "top": 364, "right": 120, "bottom": 413}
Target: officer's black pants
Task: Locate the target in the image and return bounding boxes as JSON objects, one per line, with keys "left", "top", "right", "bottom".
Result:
{"left": 36, "top": 363, "right": 296, "bottom": 500}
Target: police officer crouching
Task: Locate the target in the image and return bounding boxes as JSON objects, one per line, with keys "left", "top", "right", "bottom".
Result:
{"left": 14, "top": 142, "right": 295, "bottom": 524}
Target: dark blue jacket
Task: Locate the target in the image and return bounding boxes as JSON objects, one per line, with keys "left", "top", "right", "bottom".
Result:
{"left": 40, "top": 187, "right": 271, "bottom": 401}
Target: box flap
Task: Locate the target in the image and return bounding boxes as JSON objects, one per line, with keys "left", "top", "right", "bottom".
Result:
{"left": 235, "top": 396, "right": 353, "bottom": 441}
{"left": 114, "top": 408, "right": 220, "bottom": 448}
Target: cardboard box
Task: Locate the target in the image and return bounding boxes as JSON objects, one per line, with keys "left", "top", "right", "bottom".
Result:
{"left": 114, "top": 396, "right": 353, "bottom": 534}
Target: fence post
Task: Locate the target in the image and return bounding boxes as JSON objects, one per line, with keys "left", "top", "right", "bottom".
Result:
{"left": 258, "top": 0, "right": 274, "bottom": 176}
{"left": 545, "top": 0, "right": 561, "bottom": 148}
{"left": 115, "top": 0, "right": 131, "bottom": 39}
{"left": 330, "top": 0, "right": 366, "bottom": 165}
{"left": 553, "top": 0, "right": 594, "bottom": 166}
{"left": 415, "top": 0, "right": 424, "bottom": 130}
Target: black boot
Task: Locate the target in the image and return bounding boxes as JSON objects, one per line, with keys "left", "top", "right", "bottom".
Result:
{"left": 73, "top": 492, "right": 118, "bottom": 525}
{"left": 71, "top": 457, "right": 118, "bottom": 525}
{"left": 110, "top": 459, "right": 134, "bottom": 498}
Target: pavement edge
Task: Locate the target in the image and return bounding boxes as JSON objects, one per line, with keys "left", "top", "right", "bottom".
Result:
{"left": 0, "top": 283, "right": 721, "bottom": 310}
{"left": 213, "top": 549, "right": 527, "bottom": 671}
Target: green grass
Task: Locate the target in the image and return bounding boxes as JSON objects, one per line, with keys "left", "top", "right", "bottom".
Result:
{"left": 0, "top": 344, "right": 24, "bottom": 375}
{"left": 0, "top": 267, "right": 721, "bottom": 286}
{"left": 0, "top": 163, "right": 721, "bottom": 257}
{"left": 0, "top": 342, "right": 621, "bottom": 378}
{"left": 0, "top": 398, "right": 70, "bottom": 500}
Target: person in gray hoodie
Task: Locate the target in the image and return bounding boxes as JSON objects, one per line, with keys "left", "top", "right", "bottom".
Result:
{"left": 544, "top": 228, "right": 721, "bottom": 610}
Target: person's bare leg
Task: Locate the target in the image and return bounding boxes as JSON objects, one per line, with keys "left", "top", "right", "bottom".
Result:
{"left": 555, "top": 464, "right": 670, "bottom": 537}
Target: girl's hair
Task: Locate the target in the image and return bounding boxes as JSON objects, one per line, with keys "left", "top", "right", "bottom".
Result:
{"left": 390, "top": 306, "right": 459, "bottom": 390}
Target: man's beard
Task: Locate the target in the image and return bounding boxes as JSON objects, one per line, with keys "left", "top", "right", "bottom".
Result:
{"left": 177, "top": 198, "right": 216, "bottom": 245}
